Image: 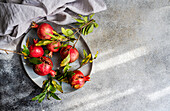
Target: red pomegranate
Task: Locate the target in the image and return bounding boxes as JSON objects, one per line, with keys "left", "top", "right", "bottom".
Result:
{"left": 33, "top": 56, "right": 56, "bottom": 77}
{"left": 46, "top": 41, "right": 61, "bottom": 57}
{"left": 69, "top": 70, "right": 90, "bottom": 89}
{"left": 60, "top": 45, "right": 79, "bottom": 63}
{"left": 31, "top": 22, "right": 53, "bottom": 40}
{"left": 29, "top": 39, "right": 44, "bottom": 58}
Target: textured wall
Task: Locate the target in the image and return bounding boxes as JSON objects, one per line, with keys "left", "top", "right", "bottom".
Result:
{"left": 0, "top": 0, "right": 170, "bottom": 111}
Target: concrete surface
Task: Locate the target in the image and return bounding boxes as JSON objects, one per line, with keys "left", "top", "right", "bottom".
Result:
{"left": 0, "top": 0, "right": 170, "bottom": 111}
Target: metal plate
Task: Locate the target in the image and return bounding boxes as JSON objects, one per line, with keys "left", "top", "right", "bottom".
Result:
{"left": 21, "top": 21, "right": 93, "bottom": 93}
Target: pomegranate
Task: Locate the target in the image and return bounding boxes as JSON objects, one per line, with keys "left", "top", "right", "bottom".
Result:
{"left": 29, "top": 39, "right": 44, "bottom": 58}
{"left": 32, "top": 22, "right": 53, "bottom": 40}
{"left": 46, "top": 41, "right": 61, "bottom": 57}
{"left": 60, "top": 45, "right": 79, "bottom": 63}
{"left": 33, "top": 56, "right": 56, "bottom": 77}
{"left": 69, "top": 70, "right": 90, "bottom": 89}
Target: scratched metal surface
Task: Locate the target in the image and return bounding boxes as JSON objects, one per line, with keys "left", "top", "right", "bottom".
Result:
{"left": 0, "top": 0, "right": 170, "bottom": 111}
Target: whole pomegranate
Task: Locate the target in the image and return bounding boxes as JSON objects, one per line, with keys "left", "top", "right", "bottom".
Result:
{"left": 33, "top": 56, "right": 56, "bottom": 77}
{"left": 69, "top": 70, "right": 90, "bottom": 89}
{"left": 46, "top": 41, "right": 61, "bottom": 57}
{"left": 29, "top": 39, "right": 44, "bottom": 58}
{"left": 32, "top": 22, "right": 53, "bottom": 40}
{"left": 60, "top": 45, "right": 79, "bottom": 63}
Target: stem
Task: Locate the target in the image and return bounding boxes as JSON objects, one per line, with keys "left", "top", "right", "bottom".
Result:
{"left": 80, "top": 19, "right": 94, "bottom": 29}
{"left": 68, "top": 19, "right": 94, "bottom": 38}
{"left": 72, "top": 19, "right": 95, "bottom": 48}
{"left": 73, "top": 30, "right": 81, "bottom": 48}
{"left": 76, "top": 63, "right": 88, "bottom": 70}
{"left": 0, "top": 48, "right": 24, "bottom": 56}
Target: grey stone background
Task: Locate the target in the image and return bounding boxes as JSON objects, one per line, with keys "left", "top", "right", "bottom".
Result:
{"left": 0, "top": 0, "right": 170, "bottom": 111}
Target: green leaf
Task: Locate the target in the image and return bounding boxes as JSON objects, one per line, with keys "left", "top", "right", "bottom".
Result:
{"left": 83, "top": 49, "right": 88, "bottom": 57}
{"left": 59, "top": 81, "right": 62, "bottom": 86}
{"left": 75, "top": 19, "right": 85, "bottom": 23}
{"left": 60, "top": 54, "right": 70, "bottom": 67}
{"left": 90, "top": 13, "right": 94, "bottom": 19}
{"left": 86, "top": 24, "right": 94, "bottom": 34}
{"left": 94, "top": 51, "right": 98, "bottom": 59}
{"left": 74, "top": 23, "right": 83, "bottom": 26}
{"left": 57, "top": 72, "right": 67, "bottom": 81}
{"left": 29, "top": 57, "right": 42, "bottom": 64}
{"left": 63, "top": 64, "right": 71, "bottom": 73}
{"left": 49, "top": 85, "right": 56, "bottom": 93}
{"left": 57, "top": 35, "right": 68, "bottom": 42}
{"left": 82, "top": 26, "right": 87, "bottom": 35}
{"left": 78, "top": 14, "right": 84, "bottom": 19}
{"left": 43, "top": 80, "right": 48, "bottom": 86}
{"left": 66, "top": 29, "right": 73, "bottom": 36}
{"left": 46, "top": 33, "right": 58, "bottom": 40}
{"left": 81, "top": 54, "right": 92, "bottom": 66}
{"left": 51, "top": 93, "right": 61, "bottom": 100}
{"left": 93, "top": 22, "right": 99, "bottom": 28}
{"left": 61, "top": 27, "right": 67, "bottom": 36}
{"left": 35, "top": 40, "right": 53, "bottom": 46}
{"left": 32, "top": 92, "right": 45, "bottom": 101}
{"left": 54, "top": 43, "right": 68, "bottom": 49}
{"left": 26, "top": 38, "right": 30, "bottom": 47}
{"left": 38, "top": 94, "right": 46, "bottom": 103}
{"left": 61, "top": 28, "right": 75, "bottom": 39}
{"left": 47, "top": 92, "right": 51, "bottom": 100}
{"left": 22, "top": 45, "right": 30, "bottom": 56}
{"left": 84, "top": 16, "right": 88, "bottom": 23}
{"left": 52, "top": 80, "right": 63, "bottom": 93}
{"left": 52, "top": 30, "right": 60, "bottom": 36}
{"left": 90, "top": 51, "right": 98, "bottom": 63}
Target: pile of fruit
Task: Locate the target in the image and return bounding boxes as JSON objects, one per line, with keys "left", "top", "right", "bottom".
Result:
{"left": 20, "top": 14, "right": 98, "bottom": 103}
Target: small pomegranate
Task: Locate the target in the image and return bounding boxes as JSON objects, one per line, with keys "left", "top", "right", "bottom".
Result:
{"left": 29, "top": 39, "right": 44, "bottom": 58}
{"left": 33, "top": 56, "right": 56, "bottom": 77}
{"left": 31, "top": 22, "right": 53, "bottom": 40}
{"left": 46, "top": 41, "right": 61, "bottom": 57}
{"left": 69, "top": 70, "right": 90, "bottom": 89}
{"left": 60, "top": 45, "right": 79, "bottom": 63}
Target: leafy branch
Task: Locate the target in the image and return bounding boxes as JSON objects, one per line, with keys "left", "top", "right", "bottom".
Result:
{"left": 32, "top": 75, "right": 63, "bottom": 103}
{"left": 76, "top": 49, "right": 98, "bottom": 70}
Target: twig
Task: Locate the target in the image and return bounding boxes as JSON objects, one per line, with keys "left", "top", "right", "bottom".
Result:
{"left": 0, "top": 48, "right": 24, "bottom": 56}
{"left": 72, "top": 19, "right": 95, "bottom": 48}
{"left": 73, "top": 30, "right": 81, "bottom": 48}
{"left": 68, "top": 19, "right": 94, "bottom": 38}
{"left": 75, "top": 63, "right": 88, "bottom": 70}
{"left": 80, "top": 19, "right": 94, "bottom": 29}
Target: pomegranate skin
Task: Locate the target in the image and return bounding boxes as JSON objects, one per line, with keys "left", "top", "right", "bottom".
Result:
{"left": 29, "top": 40, "right": 44, "bottom": 58}
{"left": 33, "top": 56, "right": 56, "bottom": 77}
{"left": 60, "top": 45, "right": 79, "bottom": 63}
{"left": 47, "top": 41, "right": 61, "bottom": 52}
{"left": 34, "top": 62, "right": 52, "bottom": 76}
{"left": 47, "top": 41, "right": 61, "bottom": 57}
{"left": 70, "top": 70, "right": 90, "bottom": 89}
{"left": 37, "top": 23, "right": 53, "bottom": 40}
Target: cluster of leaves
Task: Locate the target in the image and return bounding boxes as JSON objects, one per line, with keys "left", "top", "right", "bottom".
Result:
{"left": 75, "top": 14, "right": 98, "bottom": 35}
{"left": 81, "top": 49, "right": 98, "bottom": 66}
{"left": 32, "top": 75, "right": 63, "bottom": 103}
{"left": 54, "top": 64, "right": 75, "bottom": 83}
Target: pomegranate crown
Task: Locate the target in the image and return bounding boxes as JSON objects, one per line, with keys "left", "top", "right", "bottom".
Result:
{"left": 31, "top": 21, "right": 39, "bottom": 28}
{"left": 85, "top": 75, "right": 90, "bottom": 81}
{"left": 33, "top": 39, "right": 38, "bottom": 44}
